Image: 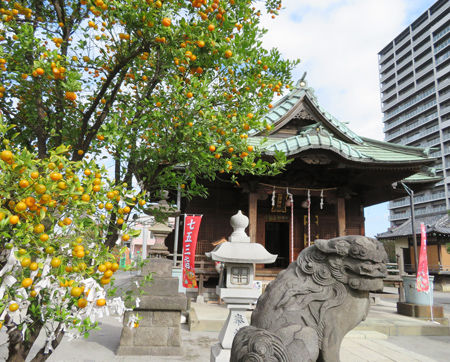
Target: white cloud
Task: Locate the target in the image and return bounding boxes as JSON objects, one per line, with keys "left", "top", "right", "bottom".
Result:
{"left": 260, "top": 0, "right": 419, "bottom": 140}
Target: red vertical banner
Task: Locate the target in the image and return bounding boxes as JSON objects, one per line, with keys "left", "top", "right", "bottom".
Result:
{"left": 416, "top": 223, "right": 430, "bottom": 292}
{"left": 182, "top": 215, "right": 202, "bottom": 288}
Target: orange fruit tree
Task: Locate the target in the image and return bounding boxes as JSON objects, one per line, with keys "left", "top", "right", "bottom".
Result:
{"left": 0, "top": 0, "right": 295, "bottom": 358}
{"left": 0, "top": 122, "right": 147, "bottom": 361}
{"left": 0, "top": 1, "right": 295, "bottom": 216}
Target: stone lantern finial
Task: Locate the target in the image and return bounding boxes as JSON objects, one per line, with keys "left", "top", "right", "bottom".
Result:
{"left": 229, "top": 210, "right": 250, "bottom": 243}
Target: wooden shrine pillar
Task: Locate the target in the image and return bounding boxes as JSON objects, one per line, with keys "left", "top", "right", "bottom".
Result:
{"left": 248, "top": 193, "right": 258, "bottom": 242}
{"left": 337, "top": 197, "right": 346, "bottom": 236}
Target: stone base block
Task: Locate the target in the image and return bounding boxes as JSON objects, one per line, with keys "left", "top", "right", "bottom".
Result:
{"left": 210, "top": 343, "right": 230, "bottom": 362}
{"left": 116, "top": 346, "right": 183, "bottom": 356}
{"left": 397, "top": 302, "right": 444, "bottom": 319}
{"left": 142, "top": 258, "right": 173, "bottom": 277}
{"left": 139, "top": 294, "right": 187, "bottom": 310}
{"left": 117, "top": 311, "right": 182, "bottom": 354}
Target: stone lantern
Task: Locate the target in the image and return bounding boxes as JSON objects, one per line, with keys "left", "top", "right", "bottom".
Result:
{"left": 145, "top": 191, "right": 180, "bottom": 258}
{"left": 117, "top": 192, "right": 186, "bottom": 356}
{"left": 207, "top": 210, "right": 276, "bottom": 362}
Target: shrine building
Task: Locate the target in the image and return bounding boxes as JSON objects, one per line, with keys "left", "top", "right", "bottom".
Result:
{"left": 170, "top": 81, "right": 438, "bottom": 274}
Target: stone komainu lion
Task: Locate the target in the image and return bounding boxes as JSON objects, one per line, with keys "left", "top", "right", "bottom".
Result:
{"left": 231, "top": 236, "right": 388, "bottom": 362}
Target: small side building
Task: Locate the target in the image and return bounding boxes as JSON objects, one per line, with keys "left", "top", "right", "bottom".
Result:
{"left": 377, "top": 215, "right": 450, "bottom": 275}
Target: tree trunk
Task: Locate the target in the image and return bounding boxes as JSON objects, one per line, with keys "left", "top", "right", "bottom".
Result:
{"left": 29, "top": 324, "right": 65, "bottom": 362}
{"left": 6, "top": 316, "right": 42, "bottom": 362}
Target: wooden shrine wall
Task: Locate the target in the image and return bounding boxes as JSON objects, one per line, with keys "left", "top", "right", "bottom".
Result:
{"left": 171, "top": 184, "right": 366, "bottom": 256}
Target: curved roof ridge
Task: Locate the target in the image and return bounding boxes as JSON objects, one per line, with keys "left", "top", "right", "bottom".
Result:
{"left": 360, "top": 136, "right": 433, "bottom": 157}
{"left": 265, "top": 133, "right": 371, "bottom": 161}
{"left": 256, "top": 80, "right": 364, "bottom": 144}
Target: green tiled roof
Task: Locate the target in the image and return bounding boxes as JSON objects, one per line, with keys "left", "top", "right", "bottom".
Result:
{"left": 263, "top": 132, "right": 369, "bottom": 160}
{"left": 255, "top": 82, "right": 363, "bottom": 144}
{"left": 248, "top": 81, "right": 436, "bottom": 170}
{"left": 402, "top": 172, "right": 441, "bottom": 183}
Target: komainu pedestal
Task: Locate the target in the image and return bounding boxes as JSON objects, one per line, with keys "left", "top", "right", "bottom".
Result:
{"left": 231, "top": 235, "right": 388, "bottom": 362}
{"left": 116, "top": 258, "right": 187, "bottom": 356}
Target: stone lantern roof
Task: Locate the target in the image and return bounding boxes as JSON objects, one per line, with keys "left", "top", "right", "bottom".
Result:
{"left": 207, "top": 210, "right": 277, "bottom": 264}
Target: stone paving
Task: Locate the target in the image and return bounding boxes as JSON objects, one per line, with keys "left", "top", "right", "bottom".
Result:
{"left": 0, "top": 281, "right": 449, "bottom": 361}
{"left": 7, "top": 316, "right": 448, "bottom": 362}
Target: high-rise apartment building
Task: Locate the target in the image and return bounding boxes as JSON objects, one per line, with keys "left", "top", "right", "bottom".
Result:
{"left": 379, "top": 0, "right": 450, "bottom": 226}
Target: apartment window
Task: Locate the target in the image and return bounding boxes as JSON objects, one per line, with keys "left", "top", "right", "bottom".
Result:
{"left": 433, "top": 23, "right": 450, "bottom": 42}
{"left": 414, "top": 47, "right": 431, "bottom": 63}
{"left": 412, "top": 12, "right": 428, "bottom": 30}
{"left": 416, "top": 71, "right": 433, "bottom": 86}
{"left": 414, "top": 37, "right": 429, "bottom": 53}
{"left": 439, "top": 86, "right": 450, "bottom": 97}
{"left": 380, "top": 53, "right": 394, "bottom": 67}
{"left": 379, "top": 43, "right": 393, "bottom": 58}
{"left": 382, "top": 74, "right": 395, "bottom": 88}
{"left": 438, "top": 74, "right": 449, "bottom": 84}
{"left": 399, "top": 84, "right": 414, "bottom": 96}
{"left": 434, "top": 36, "right": 450, "bottom": 54}
{"left": 385, "top": 87, "right": 435, "bottom": 118}
{"left": 397, "top": 61, "right": 412, "bottom": 76}
{"left": 381, "top": 64, "right": 395, "bottom": 77}
{"left": 398, "top": 72, "right": 413, "bottom": 86}
{"left": 435, "top": 50, "right": 450, "bottom": 65}
{"left": 395, "top": 28, "right": 410, "bottom": 45}
{"left": 413, "top": 26, "right": 429, "bottom": 42}
{"left": 396, "top": 40, "right": 411, "bottom": 55}
{"left": 396, "top": 51, "right": 412, "bottom": 66}
{"left": 429, "top": 11, "right": 449, "bottom": 31}
{"left": 415, "top": 58, "right": 432, "bottom": 73}
{"left": 430, "top": 0, "right": 447, "bottom": 15}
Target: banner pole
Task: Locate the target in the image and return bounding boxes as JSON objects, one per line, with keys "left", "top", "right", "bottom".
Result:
{"left": 172, "top": 187, "right": 182, "bottom": 267}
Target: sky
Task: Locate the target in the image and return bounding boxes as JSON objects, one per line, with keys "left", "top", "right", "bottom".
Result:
{"left": 259, "top": 0, "right": 437, "bottom": 236}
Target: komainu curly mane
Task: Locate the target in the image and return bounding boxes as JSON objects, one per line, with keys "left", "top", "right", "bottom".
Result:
{"left": 231, "top": 236, "right": 387, "bottom": 362}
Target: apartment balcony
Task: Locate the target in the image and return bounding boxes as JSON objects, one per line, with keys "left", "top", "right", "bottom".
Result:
{"left": 384, "top": 86, "right": 436, "bottom": 121}
{"left": 381, "top": 88, "right": 397, "bottom": 103}
{"left": 390, "top": 197, "right": 410, "bottom": 209}
{"left": 392, "top": 86, "right": 416, "bottom": 106}
{"left": 380, "top": 68, "right": 396, "bottom": 84}
{"left": 414, "top": 52, "right": 433, "bottom": 69}
{"left": 435, "top": 50, "right": 450, "bottom": 65}
{"left": 404, "top": 125, "right": 440, "bottom": 144}
{"left": 411, "top": 16, "right": 429, "bottom": 37}
{"left": 414, "top": 31, "right": 431, "bottom": 46}
{"left": 390, "top": 191, "right": 446, "bottom": 210}
{"left": 438, "top": 91, "right": 450, "bottom": 104}
{"left": 384, "top": 102, "right": 437, "bottom": 132}
{"left": 432, "top": 24, "right": 450, "bottom": 42}
{"left": 396, "top": 46, "right": 413, "bottom": 63}
{"left": 379, "top": 55, "right": 395, "bottom": 73}
{"left": 436, "top": 66, "right": 449, "bottom": 79}
{"left": 381, "top": 77, "right": 396, "bottom": 92}
{"left": 397, "top": 78, "right": 415, "bottom": 95}
{"left": 385, "top": 129, "right": 403, "bottom": 142}
{"left": 434, "top": 38, "right": 450, "bottom": 54}
{"left": 438, "top": 78, "right": 449, "bottom": 91}
{"left": 441, "top": 104, "right": 450, "bottom": 117}
{"left": 430, "top": 150, "right": 442, "bottom": 157}
{"left": 395, "top": 32, "right": 412, "bottom": 52}
{"left": 407, "top": 112, "right": 438, "bottom": 131}
{"left": 420, "top": 136, "right": 441, "bottom": 148}
{"left": 396, "top": 54, "right": 413, "bottom": 69}
{"left": 429, "top": 2, "right": 449, "bottom": 23}
{"left": 414, "top": 62, "right": 434, "bottom": 81}
{"left": 390, "top": 211, "right": 409, "bottom": 221}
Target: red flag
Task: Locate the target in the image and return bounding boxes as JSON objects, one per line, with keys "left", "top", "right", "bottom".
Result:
{"left": 416, "top": 223, "right": 430, "bottom": 292}
{"left": 182, "top": 215, "right": 202, "bottom": 288}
